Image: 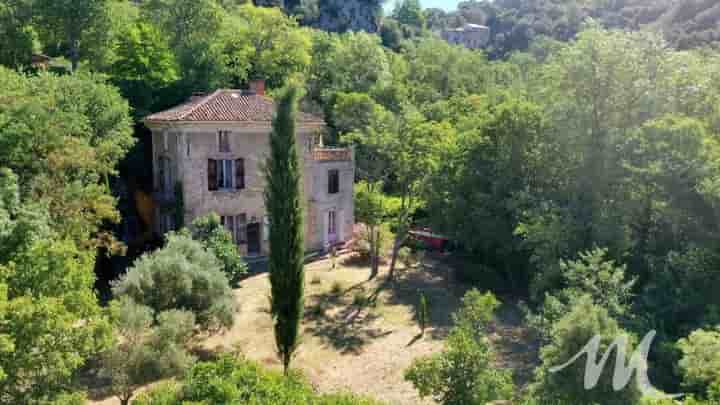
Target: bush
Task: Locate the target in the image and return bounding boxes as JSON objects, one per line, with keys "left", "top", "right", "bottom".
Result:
{"left": 677, "top": 327, "right": 720, "bottom": 399}
{"left": 112, "top": 233, "right": 237, "bottom": 331}
{"left": 405, "top": 289, "right": 513, "bottom": 405}
{"left": 100, "top": 297, "right": 196, "bottom": 405}
{"left": 189, "top": 213, "right": 248, "bottom": 286}
{"left": 137, "top": 355, "right": 385, "bottom": 405}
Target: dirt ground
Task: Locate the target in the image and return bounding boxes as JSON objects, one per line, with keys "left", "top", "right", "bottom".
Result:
{"left": 89, "top": 253, "right": 539, "bottom": 404}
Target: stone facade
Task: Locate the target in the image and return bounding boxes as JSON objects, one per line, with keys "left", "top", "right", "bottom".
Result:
{"left": 145, "top": 90, "right": 354, "bottom": 257}
{"left": 442, "top": 23, "right": 490, "bottom": 50}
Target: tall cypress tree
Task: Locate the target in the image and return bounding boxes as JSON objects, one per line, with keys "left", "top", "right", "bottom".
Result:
{"left": 265, "top": 85, "right": 305, "bottom": 374}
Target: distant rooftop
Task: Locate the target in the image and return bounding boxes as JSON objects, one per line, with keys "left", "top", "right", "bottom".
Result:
{"left": 144, "top": 89, "right": 324, "bottom": 124}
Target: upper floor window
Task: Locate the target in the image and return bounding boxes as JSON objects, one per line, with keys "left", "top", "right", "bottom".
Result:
{"left": 218, "top": 131, "right": 231, "bottom": 152}
{"left": 208, "top": 158, "right": 245, "bottom": 191}
{"left": 328, "top": 169, "right": 339, "bottom": 194}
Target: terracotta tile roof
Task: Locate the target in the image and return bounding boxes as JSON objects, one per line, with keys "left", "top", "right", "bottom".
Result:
{"left": 144, "top": 90, "right": 324, "bottom": 124}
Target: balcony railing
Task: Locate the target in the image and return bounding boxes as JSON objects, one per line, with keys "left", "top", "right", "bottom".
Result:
{"left": 312, "top": 147, "right": 352, "bottom": 162}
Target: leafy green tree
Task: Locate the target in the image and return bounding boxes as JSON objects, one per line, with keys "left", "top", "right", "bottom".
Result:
{"left": 223, "top": 4, "right": 312, "bottom": 88}
{"left": 527, "top": 248, "right": 636, "bottom": 341}
{"left": 189, "top": 213, "right": 248, "bottom": 286}
{"left": 529, "top": 295, "right": 643, "bottom": 405}
{"left": 101, "top": 297, "right": 196, "bottom": 405}
{"left": 392, "top": 0, "right": 425, "bottom": 29}
{"left": 34, "top": 0, "right": 113, "bottom": 71}
{"left": 0, "top": 169, "right": 111, "bottom": 402}
{"left": 143, "top": 0, "right": 228, "bottom": 90}
{"left": 0, "top": 0, "right": 36, "bottom": 69}
{"left": 113, "top": 233, "right": 237, "bottom": 331}
{"left": 265, "top": 85, "right": 305, "bottom": 374}
{"left": 0, "top": 67, "right": 134, "bottom": 248}
{"left": 354, "top": 181, "right": 388, "bottom": 279}
{"left": 405, "top": 290, "right": 513, "bottom": 405}
{"left": 110, "top": 20, "right": 180, "bottom": 118}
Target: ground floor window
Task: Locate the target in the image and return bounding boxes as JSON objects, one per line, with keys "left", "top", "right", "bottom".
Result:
{"left": 220, "top": 214, "right": 248, "bottom": 245}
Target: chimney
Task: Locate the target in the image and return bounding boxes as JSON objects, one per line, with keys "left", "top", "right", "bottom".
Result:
{"left": 248, "top": 79, "right": 265, "bottom": 96}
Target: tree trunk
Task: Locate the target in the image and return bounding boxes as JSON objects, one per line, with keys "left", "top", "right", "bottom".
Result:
{"left": 70, "top": 39, "right": 80, "bottom": 73}
{"left": 369, "top": 226, "right": 379, "bottom": 280}
{"left": 388, "top": 233, "right": 406, "bottom": 281}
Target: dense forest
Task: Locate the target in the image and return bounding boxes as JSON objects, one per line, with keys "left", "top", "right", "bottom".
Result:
{"left": 1, "top": 0, "right": 720, "bottom": 404}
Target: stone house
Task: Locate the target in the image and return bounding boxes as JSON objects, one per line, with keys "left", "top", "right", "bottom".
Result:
{"left": 144, "top": 81, "right": 354, "bottom": 256}
{"left": 441, "top": 23, "right": 490, "bottom": 49}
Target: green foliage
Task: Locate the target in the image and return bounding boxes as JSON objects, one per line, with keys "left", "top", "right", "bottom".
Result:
{"left": 110, "top": 20, "right": 180, "bottom": 118}
{"left": 34, "top": 0, "right": 114, "bottom": 71}
{"left": 0, "top": 169, "right": 111, "bottom": 403}
{"left": 392, "top": 0, "right": 426, "bottom": 29}
{"left": 101, "top": 297, "right": 195, "bottom": 405}
{"left": 223, "top": 5, "right": 311, "bottom": 89}
{"left": 529, "top": 295, "right": 643, "bottom": 405}
{"left": 405, "top": 289, "right": 512, "bottom": 405}
{"left": 137, "top": 355, "right": 384, "bottom": 405}
{"left": 677, "top": 327, "right": 720, "bottom": 398}
{"left": 0, "top": 67, "right": 134, "bottom": 248}
{"left": 265, "top": 85, "right": 305, "bottom": 373}
{"left": 0, "top": 0, "right": 36, "bottom": 69}
{"left": 189, "top": 213, "right": 248, "bottom": 287}
{"left": 112, "top": 233, "right": 237, "bottom": 331}
{"left": 527, "top": 248, "right": 636, "bottom": 340}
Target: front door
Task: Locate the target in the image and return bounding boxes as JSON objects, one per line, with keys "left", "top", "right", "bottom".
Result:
{"left": 247, "top": 222, "right": 261, "bottom": 255}
{"left": 327, "top": 210, "right": 337, "bottom": 245}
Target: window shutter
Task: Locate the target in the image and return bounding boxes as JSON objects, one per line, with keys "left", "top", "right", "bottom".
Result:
{"left": 235, "top": 158, "right": 245, "bottom": 190}
{"left": 208, "top": 159, "right": 218, "bottom": 191}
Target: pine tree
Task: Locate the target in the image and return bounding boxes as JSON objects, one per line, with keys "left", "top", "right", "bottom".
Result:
{"left": 265, "top": 85, "right": 305, "bottom": 374}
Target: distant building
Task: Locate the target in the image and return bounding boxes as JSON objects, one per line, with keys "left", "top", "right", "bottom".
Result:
{"left": 144, "top": 80, "right": 355, "bottom": 256}
{"left": 441, "top": 23, "right": 490, "bottom": 50}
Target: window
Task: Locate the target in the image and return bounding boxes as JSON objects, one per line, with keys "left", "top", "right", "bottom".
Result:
{"left": 208, "top": 159, "right": 245, "bottom": 191}
{"left": 221, "top": 214, "right": 247, "bottom": 245}
{"left": 218, "top": 131, "right": 230, "bottom": 152}
{"left": 328, "top": 169, "right": 339, "bottom": 194}
{"left": 218, "top": 159, "right": 233, "bottom": 189}
{"left": 221, "top": 215, "right": 235, "bottom": 239}
{"left": 157, "top": 156, "right": 172, "bottom": 192}
{"left": 236, "top": 214, "right": 247, "bottom": 244}
{"left": 328, "top": 210, "right": 336, "bottom": 236}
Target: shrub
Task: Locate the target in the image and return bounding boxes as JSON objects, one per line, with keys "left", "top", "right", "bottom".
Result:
{"left": 189, "top": 213, "right": 248, "bottom": 286}
{"left": 677, "top": 327, "right": 720, "bottom": 399}
{"left": 138, "top": 355, "right": 385, "bottom": 404}
{"left": 100, "top": 297, "right": 196, "bottom": 405}
{"left": 405, "top": 290, "right": 513, "bottom": 405}
{"left": 112, "top": 233, "right": 237, "bottom": 331}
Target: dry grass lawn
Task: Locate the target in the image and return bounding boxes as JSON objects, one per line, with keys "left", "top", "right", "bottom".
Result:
{"left": 89, "top": 252, "right": 538, "bottom": 404}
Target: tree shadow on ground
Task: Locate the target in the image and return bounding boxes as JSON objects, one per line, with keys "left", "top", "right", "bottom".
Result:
{"left": 382, "top": 254, "right": 465, "bottom": 341}
{"left": 305, "top": 281, "right": 391, "bottom": 355}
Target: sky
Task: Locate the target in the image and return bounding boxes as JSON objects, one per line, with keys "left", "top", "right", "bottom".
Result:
{"left": 384, "top": 0, "right": 462, "bottom": 12}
